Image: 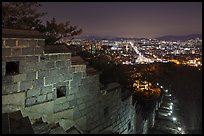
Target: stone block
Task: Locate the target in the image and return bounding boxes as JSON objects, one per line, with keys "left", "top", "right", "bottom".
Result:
{"left": 37, "top": 94, "right": 47, "bottom": 103}
{"left": 18, "top": 39, "right": 29, "bottom": 46}
{"left": 56, "top": 61, "right": 65, "bottom": 68}
{"left": 53, "top": 101, "right": 70, "bottom": 113}
{"left": 2, "top": 68, "right": 6, "bottom": 77}
{"left": 25, "top": 97, "right": 37, "bottom": 106}
{"left": 66, "top": 94, "right": 74, "bottom": 101}
{"left": 76, "top": 98, "right": 83, "bottom": 105}
{"left": 47, "top": 92, "right": 54, "bottom": 101}
{"left": 44, "top": 76, "right": 56, "bottom": 85}
{"left": 28, "top": 40, "right": 37, "bottom": 46}
{"left": 49, "top": 55, "right": 58, "bottom": 61}
{"left": 5, "top": 39, "right": 16, "bottom": 46}
{"left": 62, "top": 102, "right": 70, "bottom": 110}
{"left": 2, "top": 92, "right": 25, "bottom": 107}
{"left": 12, "top": 48, "right": 22, "bottom": 56}
{"left": 69, "top": 100, "right": 77, "bottom": 107}
{"left": 3, "top": 83, "right": 19, "bottom": 94}
{"left": 79, "top": 103, "right": 86, "bottom": 110}
{"left": 65, "top": 59, "right": 71, "bottom": 67}
{"left": 38, "top": 70, "right": 49, "bottom": 78}
{"left": 25, "top": 56, "right": 39, "bottom": 62}
{"left": 54, "top": 96, "right": 67, "bottom": 104}
{"left": 76, "top": 116, "right": 87, "bottom": 130}
{"left": 13, "top": 73, "right": 26, "bottom": 82}
{"left": 22, "top": 47, "right": 35, "bottom": 55}
{"left": 57, "top": 54, "right": 65, "bottom": 60}
{"left": 2, "top": 75, "right": 13, "bottom": 85}
{"left": 32, "top": 78, "right": 44, "bottom": 89}
{"left": 2, "top": 48, "right": 12, "bottom": 57}
{"left": 40, "top": 55, "right": 50, "bottom": 61}
{"left": 34, "top": 47, "right": 43, "bottom": 54}
{"left": 26, "top": 88, "right": 41, "bottom": 98}
{"left": 73, "top": 108, "right": 81, "bottom": 120}
{"left": 64, "top": 53, "right": 71, "bottom": 60}
{"left": 45, "top": 61, "right": 55, "bottom": 69}
{"left": 37, "top": 40, "right": 45, "bottom": 47}
{"left": 20, "top": 81, "right": 33, "bottom": 91}
{"left": 41, "top": 85, "right": 53, "bottom": 94}
{"left": 69, "top": 86, "right": 78, "bottom": 95}
{"left": 26, "top": 71, "right": 37, "bottom": 81}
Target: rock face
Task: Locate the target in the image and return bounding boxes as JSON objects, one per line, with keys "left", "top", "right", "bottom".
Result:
{"left": 2, "top": 29, "right": 158, "bottom": 134}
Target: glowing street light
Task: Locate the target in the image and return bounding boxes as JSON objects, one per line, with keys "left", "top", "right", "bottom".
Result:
{"left": 177, "top": 127, "right": 182, "bottom": 131}
{"left": 168, "top": 113, "right": 171, "bottom": 116}
{"left": 172, "top": 117, "right": 177, "bottom": 121}
{"left": 170, "top": 105, "right": 173, "bottom": 110}
{"left": 160, "top": 86, "right": 163, "bottom": 88}
{"left": 156, "top": 83, "right": 159, "bottom": 85}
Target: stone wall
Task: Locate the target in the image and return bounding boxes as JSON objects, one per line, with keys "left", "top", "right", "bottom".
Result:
{"left": 2, "top": 36, "right": 138, "bottom": 134}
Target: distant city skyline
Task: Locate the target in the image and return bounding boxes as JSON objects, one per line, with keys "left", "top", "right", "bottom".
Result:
{"left": 39, "top": 2, "right": 202, "bottom": 38}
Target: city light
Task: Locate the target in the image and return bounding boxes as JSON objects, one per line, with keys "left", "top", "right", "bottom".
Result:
{"left": 160, "top": 86, "right": 163, "bottom": 88}
{"left": 170, "top": 105, "right": 173, "bottom": 110}
{"left": 172, "top": 117, "right": 177, "bottom": 121}
{"left": 177, "top": 127, "right": 182, "bottom": 131}
{"left": 170, "top": 102, "right": 173, "bottom": 105}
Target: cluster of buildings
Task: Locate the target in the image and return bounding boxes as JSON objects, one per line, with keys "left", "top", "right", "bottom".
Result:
{"left": 66, "top": 37, "right": 202, "bottom": 68}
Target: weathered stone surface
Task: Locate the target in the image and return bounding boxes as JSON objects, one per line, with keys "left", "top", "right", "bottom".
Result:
{"left": 26, "top": 71, "right": 37, "bottom": 81}
{"left": 45, "top": 62, "right": 55, "bottom": 69}
{"left": 54, "top": 97, "right": 67, "bottom": 105}
{"left": 41, "top": 85, "right": 53, "bottom": 94}
{"left": 69, "top": 100, "right": 77, "bottom": 107}
{"left": 37, "top": 95, "right": 47, "bottom": 103}
{"left": 32, "top": 78, "right": 44, "bottom": 89}
{"left": 47, "top": 92, "right": 54, "bottom": 101}
{"left": 54, "top": 101, "right": 70, "bottom": 113}
{"left": 34, "top": 47, "right": 43, "bottom": 54}
{"left": 2, "top": 75, "right": 13, "bottom": 85}
{"left": 26, "top": 88, "right": 41, "bottom": 98}
{"left": 37, "top": 40, "right": 45, "bottom": 47}
{"left": 13, "top": 73, "right": 26, "bottom": 82}
{"left": 2, "top": 48, "right": 12, "bottom": 57}
{"left": 44, "top": 76, "right": 56, "bottom": 85}
{"left": 20, "top": 81, "right": 33, "bottom": 91}
{"left": 12, "top": 48, "right": 22, "bottom": 56}
{"left": 25, "top": 56, "right": 39, "bottom": 62}
{"left": 18, "top": 39, "right": 29, "bottom": 46}
{"left": 22, "top": 47, "right": 35, "bottom": 55}
{"left": 4, "top": 83, "right": 19, "bottom": 94}
{"left": 26, "top": 97, "right": 37, "bottom": 106}
{"left": 5, "top": 39, "right": 16, "bottom": 46}
{"left": 56, "top": 61, "right": 65, "bottom": 68}
{"left": 73, "top": 108, "right": 81, "bottom": 120}
{"left": 28, "top": 40, "right": 37, "bottom": 46}
{"left": 38, "top": 70, "right": 50, "bottom": 78}
{"left": 78, "top": 103, "right": 86, "bottom": 110}
{"left": 66, "top": 94, "right": 74, "bottom": 101}
{"left": 2, "top": 91, "right": 25, "bottom": 107}
{"left": 49, "top": 55, "right": 58, "bottom": 61}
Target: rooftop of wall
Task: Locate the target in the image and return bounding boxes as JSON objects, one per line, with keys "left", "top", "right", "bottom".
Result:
{"left": 2, "top": 28, "right": 45, "bottom": 39}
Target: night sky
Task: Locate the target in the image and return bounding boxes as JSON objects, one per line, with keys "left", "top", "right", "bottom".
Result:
{"left": 39, "top": 2, "right": 202, "bottom": 38}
